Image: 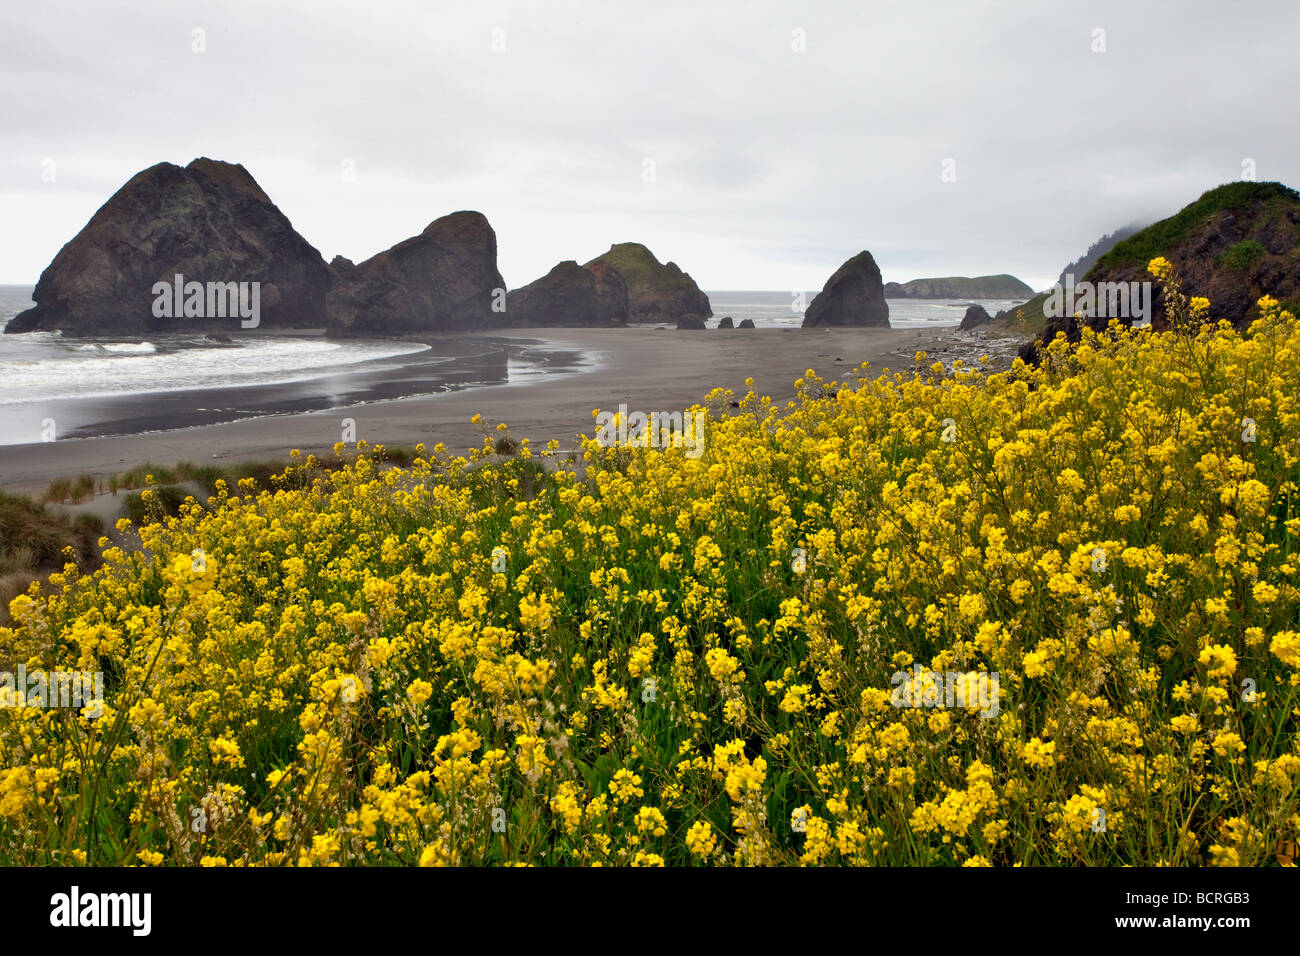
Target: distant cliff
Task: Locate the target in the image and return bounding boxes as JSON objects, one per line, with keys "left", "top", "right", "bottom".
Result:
{"left": 987, "top": 224, "right": 1145, "bottom": 334}
{"left": 883, "top": 274, "right": 1034, "bottom": 299}
{"left": 1056, "top": 224, "right": 1144, "bottom": 287}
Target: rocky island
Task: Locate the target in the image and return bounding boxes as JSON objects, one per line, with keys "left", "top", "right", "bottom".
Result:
{"left": 4, "top": 157, "right": 724, "bottom": 338}
{"left": 582, "top": 243, "right": 711, "bottom": 324}
{"left": 5, "top": 158, "right": 333, "bottom": 335}
{"left": 802, "top": 250, "right": 890, "bottom": 328}
{"left": 504, "top": 260, "right": 628, "bottom": 327}
{"left": 325, "top": 211, "right": 505, "bottom": 337}
{"left": 883, "top": 274, "right": 1034, "bottom": 299}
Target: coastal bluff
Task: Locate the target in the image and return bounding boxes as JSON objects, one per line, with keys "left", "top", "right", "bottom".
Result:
{"left": 1011, "top": 181, "right": 1300, "bottom": 361}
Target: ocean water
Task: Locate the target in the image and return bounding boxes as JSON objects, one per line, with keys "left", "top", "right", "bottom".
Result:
{"left": 0, "top": 286, "right": 433, "bottom": 406}
{"left": 0, "top": 286, "right": 1024, "bottom": 398}
{"left": 704, "top": 290, "right": 1027, "bottom": 329}
{"left": 0, "top": 285, "right": 587, "bottom": 446}
{"left": 0, "top": 284, "right": 1024, "bottom": 445}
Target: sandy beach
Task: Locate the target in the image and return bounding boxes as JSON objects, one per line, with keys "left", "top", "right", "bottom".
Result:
{"left": 0, "top": 325, "right": 1010, "bottom": 496}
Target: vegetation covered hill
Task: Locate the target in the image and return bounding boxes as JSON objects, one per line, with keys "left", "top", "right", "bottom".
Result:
{"left": 883, "top": 274, "right": 1034, "bottom": 299}
{"left": 1094, "top": 182, "right": 1298, "bottom": 273}
{"left": 1074, "top": 181, "right": 1300, "bottom": 335}
{"left": 993, "top": 181, "right": 1300, "bottom": 337}
{"left": 990, "top": 289, "right": 1053, "bottom": 336}
{"left": 583, "top": 242, "right": 711, "bottom": 323}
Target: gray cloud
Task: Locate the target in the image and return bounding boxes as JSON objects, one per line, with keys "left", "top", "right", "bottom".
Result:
{"left": 1, "top": 0, "right": 1296, "bottom": 290}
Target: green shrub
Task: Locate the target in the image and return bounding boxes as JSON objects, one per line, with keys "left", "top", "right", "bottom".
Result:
{"left": 1218, "top": 239, "right": 1266, "bottom": 272}
{"left": 122, "top": 485, "right": 194, "bottom": 526}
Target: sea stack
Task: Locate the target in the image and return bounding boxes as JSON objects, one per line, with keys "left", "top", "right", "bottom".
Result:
{"left": 325, "top": 211, "right": 505, "bottom": 336}
{"left": 583, "top": 242, "right": 712, "bottom": 324}
{"left": 505, "top": 260, "right": 629, "bottom": 326}
{"left": 802, "top": 251, "right": 891, "bottom": 328}
{"left": 958, "top": 303, "right": 992, "bottom": 331}
{"left": 587, "top": 261, "right": 631, "bottom": 326}
{"left": 5, "top": 158, "right": 332, "bottom": 334}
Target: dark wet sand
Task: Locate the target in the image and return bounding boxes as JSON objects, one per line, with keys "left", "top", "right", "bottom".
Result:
{"left": 0, "top": 326, "right": 1008, "bottom": 496}
{"left": 0, "top": 334, "right": 589, "bottom": 444}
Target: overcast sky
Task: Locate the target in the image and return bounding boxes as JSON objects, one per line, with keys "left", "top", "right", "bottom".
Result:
{"left": 1, "top": 0, "right": 1296, "bottom": 291}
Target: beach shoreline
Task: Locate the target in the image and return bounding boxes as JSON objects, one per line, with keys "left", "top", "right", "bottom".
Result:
{"left": 0, "top": 325, "right": 1011, "bottom": 497}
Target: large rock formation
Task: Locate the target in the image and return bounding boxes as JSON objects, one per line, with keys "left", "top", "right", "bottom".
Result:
{"left": 5, "top": 158, "right": 332, "bottom": 334}
{"left": 883, "top": 274, "right": 1034, "bottom": 299}
{"left": 587, "top": 261, "right": 630, "bottom": 326}
{"left": 582, "top": 243, "right": 711, "bottom": 323}
{"left": 504, "top": 260, "right": 628, "bottom": 327}
{"left": 958, "top": 303, "right": 992, "bottom": 331}
{"left": 802, "top": 251, "right": 891, "bottom": 328}
{"left": 326, "top": 211, "right": 505, "bottom": 336}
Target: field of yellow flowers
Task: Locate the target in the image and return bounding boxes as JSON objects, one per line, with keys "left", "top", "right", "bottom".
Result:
{"left": 2, "top": 267, "right": 1298, "bottom": 867}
